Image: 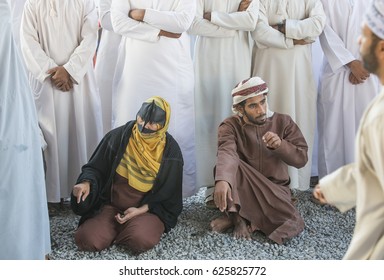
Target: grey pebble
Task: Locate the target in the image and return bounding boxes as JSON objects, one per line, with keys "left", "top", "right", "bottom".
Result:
{"left": 48, "top": 188, "right": 354, "bottom": 260}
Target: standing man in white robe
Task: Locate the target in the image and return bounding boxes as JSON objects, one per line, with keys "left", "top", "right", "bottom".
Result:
{"left": 95, "top": 0, "right": 122, "bottom": 135}
{"left": 188, "top": 0, "right": 258, "bottom": 201}
{"left": 111, "top": 0, "right": 197, "bottom": 197}
{"left": 313, "top": 0, "right": 384, "bottom": 259}
{"left": 251, "top": 0, "right": 326, "bottom": 190}
{"left": 20, "top": 0, "right": 103, "bottom": 202}
{"left": 317, "top": 0, "right": 381, "bottom": 179}
{"left": 9, "top": 0, "right": 26, "bottom": 50}
{"left": 0, "top": 0, "right": 51, "bottom": 259}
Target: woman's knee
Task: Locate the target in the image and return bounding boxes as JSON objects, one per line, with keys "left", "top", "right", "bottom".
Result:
{"left": 74, "top": 228, "right": 113, "bottom": 252}
{"left": 119, "top": 231, "right": 161, "bottom": 254}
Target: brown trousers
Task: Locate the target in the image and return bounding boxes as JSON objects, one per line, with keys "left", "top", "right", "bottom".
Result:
{"left": 74, "top": 174, "right": 165, "bottom": 253}
{"left": 226, "top": 160, "right": 305, "bottom": 244}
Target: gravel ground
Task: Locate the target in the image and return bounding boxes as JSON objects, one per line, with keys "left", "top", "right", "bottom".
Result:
{"left": 48, "top": 187, "right": 355, "bottom": 260}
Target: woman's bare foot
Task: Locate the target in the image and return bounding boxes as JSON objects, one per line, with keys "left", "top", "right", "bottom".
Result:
{"left": 231, "top": 213, "right": 252, "bottom": 240}
{"left": 210, "top": 215, "right": 233, "bottom": 233}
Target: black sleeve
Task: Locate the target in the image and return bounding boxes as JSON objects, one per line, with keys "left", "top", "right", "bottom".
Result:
{"left": 149, "top": 160, "right": 183, "bottom": 232}
{"left": 145, "top": 137, "right": 184, "bottom": 232}
{"left": 70, "top": 127, "right": 124, "bottom": 216}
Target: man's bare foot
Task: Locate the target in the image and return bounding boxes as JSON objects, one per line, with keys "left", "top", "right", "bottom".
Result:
{"left": 210, "top": 215, "right": 233, "bottom": 233}
{"left": 232, "top": 213, "right": 252, "bottom": 240}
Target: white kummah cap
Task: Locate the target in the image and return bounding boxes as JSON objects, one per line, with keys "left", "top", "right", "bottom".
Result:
{"left": 366, "top": 0, "right": 384, "bottom": 39}
{"left": 232, "top": 77, "right": 269, "bottom": 114}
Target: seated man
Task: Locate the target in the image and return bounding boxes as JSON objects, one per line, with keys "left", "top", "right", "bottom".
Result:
{"left": 71, "top": 96, "right": 183, "bottom": 254}
{"left": 211, "top": 77, "right": 308, "bottom": 244}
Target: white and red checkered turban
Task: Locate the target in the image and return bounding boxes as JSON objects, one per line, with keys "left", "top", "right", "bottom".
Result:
{"left": 231, "top": 77, "right": 269, "bottom": 114}
{"left": 366, "top": 0, "right": 384, "bottom": 39}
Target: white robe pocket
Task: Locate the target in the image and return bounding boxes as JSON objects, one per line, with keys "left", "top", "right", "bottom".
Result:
{"left": 28, "top": 74, "right": 44, "bottom": 99}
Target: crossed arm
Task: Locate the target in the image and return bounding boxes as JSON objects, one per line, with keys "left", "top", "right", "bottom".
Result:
{"left": 203, "top": 0, "right": 252, "bottom": 21}
{"left": 128, "top": 9, "right": 182, "bottom": 38}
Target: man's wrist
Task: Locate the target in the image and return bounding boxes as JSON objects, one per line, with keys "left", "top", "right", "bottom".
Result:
{"left": 346, "top": 59, "right": 358, "bottom": 69}
{"left": 203, "top": 12, "right": 211, "bottom": 21}
{"left": 277, "top": 20, "right": 286, "bottom": 34}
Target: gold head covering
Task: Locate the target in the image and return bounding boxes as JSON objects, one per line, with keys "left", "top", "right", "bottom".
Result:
{"left": 116, "top": 96, "right": 171, "bottom": 192}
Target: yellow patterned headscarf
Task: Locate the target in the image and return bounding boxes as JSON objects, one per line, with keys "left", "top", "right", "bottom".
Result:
{"left": 116, "top": 97, "right": 171, "bottom": 192}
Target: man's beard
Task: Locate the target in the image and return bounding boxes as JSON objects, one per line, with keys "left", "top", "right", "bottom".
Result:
{"left": 244, "top": 110, "right": 266, "bottom": 125}
{"left": 362, "top": 40, "right": 379, "bottom": 74}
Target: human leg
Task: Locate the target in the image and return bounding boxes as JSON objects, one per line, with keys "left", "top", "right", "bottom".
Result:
{"left": 231, "top": 161, "right": 304, "bottom": 244}
{"left": 210, "top": 214, "right": 233, "bottom": 233}
{"left": 74, "top": 205, "right": 119, "bottom": 251}
{"left": 231, "top": 212, "right": 252, "bottom": 240}
{"left": 210, "top": 212, "right": 251, "bottom": 240}
{"left": 115, "top": 213, "right": 165, "bottom": 254}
